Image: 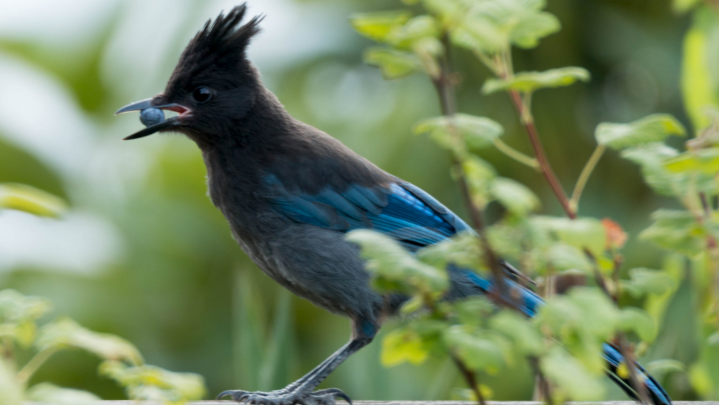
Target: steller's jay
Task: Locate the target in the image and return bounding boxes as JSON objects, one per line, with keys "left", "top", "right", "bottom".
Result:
{"left": 116, "top": 5, "right": 671, "bottom": 405}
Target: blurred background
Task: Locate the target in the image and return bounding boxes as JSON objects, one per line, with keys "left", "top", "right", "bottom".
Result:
{"left": 0, "top": 0, "right": 692, "bottom": 401}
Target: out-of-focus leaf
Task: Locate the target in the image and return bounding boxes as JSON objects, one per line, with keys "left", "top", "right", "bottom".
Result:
{"left": 681, "top": 7, "right": 719, "bottom": 130}
{"left": 381, "top": 328, "right": 429, "bottom": 366}
{"left": 646, "top": 359, "right": 685, "bottom": 374}
{"left": 619, "top": 307, "right": 656, "bottom": 342}
{"left": 100, "top": 361, "right": 206, "bottom": 403}
{"left": 621, "top": 143, "right": 682, "bottom": 196}
{"left": 541, "top": 346, "right": 605, "bottom": 401}
{"left": 482, "top": 67, "right": 589, "bottom": 94}
{"left": 27, "top": 383, "right": 101, "bottom": 405}
{"left": 387, "top": 15, "right": 440, "bottom": 48}
{"left": 347, "top": 230, "right": 449, "bottom": 294}
{"left": 0, "top": 183, "right": 67, "bottom": 218}
{"left": 490, "top": 178, "right": 540, "bottom": 215}
{"left": 533, "top": 216, "right": 606, "bottom": 256}
{"left": 673, "top": 0, "right": 701, "bottom": 13}
{"left": 640, "top": 210, "right": 704, "bottom": 255}
{"left": 349, "top": 11, "right": 412, "bottom": 43}
{"left": 443, "top": 326, "right": 510, "bottom": 373}
{"left": 0, "top": 289, "right": 52, "bottom": 324}
{"left": 414, "top": 114, "right": 504, "bottom": 153}
{"left": 621, "top": 268, "right": 676, "bottom": 298}
{"left": 0, "top": 290, "right": 52, "bottom": 347}
{"left": 665, "top": 148, "right": 719, "bottom": 174}
{"left": 37, "top": 318, "right": 143, "bottom": 365}
{"left": 596, "top": 114, "right": 686, "bottom": 150}
{"left": 364, "top": 48, "right": 421, "bottom": 80}
{"left": 462, "top": 156, "right": 497, "bottom": 208}
{"left": 0, "top": 359, "right": 22, "bottom": 405}
{"left": 546, "top": 243, "right": 592, "bottom": 272}
{"left": 417, "top": 233, "right": 485, "bottom": 274}
{"left": 451, "top": 20, "right": 507, "bottom": 54}
{"left": 489, "top": 311, "right": 543, "bottom": 355}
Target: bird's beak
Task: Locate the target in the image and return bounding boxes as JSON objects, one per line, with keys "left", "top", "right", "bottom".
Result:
{"left": 115, "top": 98, "right": 192, "bottom": 141}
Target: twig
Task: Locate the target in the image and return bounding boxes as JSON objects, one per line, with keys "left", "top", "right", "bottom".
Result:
{"left": 16, "top": 346, "right": 59, "bottom": 385}
{"left": 528, "top": 356, "right": 554, "bottom": 405}
{"left": 617, "top": 333, "right": 650, "bottom": 405}
{"left": 493, "top": 138, "right": 541, "bottom": 170}
{"left": 452, "top": 355, "right": 486, "bottom": 405}
{"left": 507, "top": 89, "right": 576, "bottom": 219}
{"left": 570, "top": 145, "right": 606, "bottom": 212}
{"left": 431, "top": 33, "right": 511, "bottom": 302}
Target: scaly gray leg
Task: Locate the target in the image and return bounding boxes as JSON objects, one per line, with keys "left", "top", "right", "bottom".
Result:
{"left": 217, "top": 337, "right": 371, "bottom": 405}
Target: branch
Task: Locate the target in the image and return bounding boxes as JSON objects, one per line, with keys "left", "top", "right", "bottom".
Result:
{"left": 507, "top": 90, "right": 576, "bottom": 219}
{"left": 452, "top": 355, "right": 487, "bottom": 405}
{"left": 431, "top": 33, "right": 511, "bottom": 302}
{"left": 570, "top": 145, "right": 605, "bottom": 212}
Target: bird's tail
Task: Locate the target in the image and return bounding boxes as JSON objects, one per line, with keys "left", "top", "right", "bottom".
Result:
{"left": 461, "top": 270, "right": 671, "bottom": 405}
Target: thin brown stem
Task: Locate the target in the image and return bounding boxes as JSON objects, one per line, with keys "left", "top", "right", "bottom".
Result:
{"left": 528, "top": 356, "right": 554, "bottom": 405}
{"left": 432, "top": 33, "right": 511, "bottom": 301}
{"left": 453, "top": 355, "right": 486, "bottom": 405}
{"left": 617, "top": 333, "right": 650, "bottom": 405}
{"left": 507, "top": 90, "right": 576, "bottom": 219}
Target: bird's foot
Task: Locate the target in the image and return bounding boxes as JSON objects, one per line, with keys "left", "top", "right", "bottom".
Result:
{"left": 217, "top": 388, "right": 351, "bottom": 405}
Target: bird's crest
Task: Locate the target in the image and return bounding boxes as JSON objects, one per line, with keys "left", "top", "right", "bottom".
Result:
{"left": 173, "top": 4, "right": 263, "bottom": 82}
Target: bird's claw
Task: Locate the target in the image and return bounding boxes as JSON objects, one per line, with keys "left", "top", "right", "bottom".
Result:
{"left": 217, "top": 388, "right": 352, "bottom": 405}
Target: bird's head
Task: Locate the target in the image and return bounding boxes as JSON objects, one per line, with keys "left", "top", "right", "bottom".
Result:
{"left": 116, "top": 4, "right": 263, "bottom": 144}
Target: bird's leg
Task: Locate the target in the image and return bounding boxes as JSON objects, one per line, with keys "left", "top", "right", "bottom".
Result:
{"left": 218, "top": 320, "right": 375, "bottom": 405}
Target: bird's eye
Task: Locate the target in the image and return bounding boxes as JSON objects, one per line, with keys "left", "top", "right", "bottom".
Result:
{"left": 192, "top": 86, "right": 213, "bottom": 104}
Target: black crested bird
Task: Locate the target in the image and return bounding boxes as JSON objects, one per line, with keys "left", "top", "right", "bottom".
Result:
{"left": 116, "top": 5, "right": 672, "bottom": 405}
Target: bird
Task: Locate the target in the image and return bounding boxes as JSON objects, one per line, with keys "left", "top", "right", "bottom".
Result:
{"left": 116, "top": 5, "right": 671, "bottom": 405}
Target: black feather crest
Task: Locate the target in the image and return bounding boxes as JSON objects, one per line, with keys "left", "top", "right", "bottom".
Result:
{"left": 178, "top": 4, "right": 263, "bottom": 74}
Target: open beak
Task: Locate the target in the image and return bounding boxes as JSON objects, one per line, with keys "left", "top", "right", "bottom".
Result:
{"left": 115, "top": 98, "right": 192, "bottom": 140}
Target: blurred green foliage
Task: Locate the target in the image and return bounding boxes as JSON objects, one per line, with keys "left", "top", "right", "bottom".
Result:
{"left": 0, "top": 0, "right": 716, "bottom": 402}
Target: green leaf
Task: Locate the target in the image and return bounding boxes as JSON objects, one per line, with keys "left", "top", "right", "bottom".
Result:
{"left": 363, "top": 48, "right": 421, "bottom": 80}
{"left": 347, "top": 230, "right": 449, "bottom": 294}
{"left": 414, "top": 114, "right": 504, "bottom": 153}
{"left": 595, "top": 114, "right": 687, "bottom": 150}
{"left": 619, "top": 307, "right": 656, "bottom": 342}
{"left": 673, "top": 0, "right": 701, "bottom": 13}
{"left": 37, "top": 317, "right": 144, "bottom": 365}
{"left": 0, "top": 183, "right": 67, "bottom": 218}
{"left": 541, "top": 346, "right": 605, "bottom": 400}
{"left": 462, "top": 156, "right": 497, "bottom": 208}
{"left": 100, "top": 360, "right": 206, "bottom": 403}
{"left": 621, "top": 143, "right": 682, "bottom": 196}
{"left": 621, "top": 268, "right": 676, "bottom": 298}
{"left": 349, "top": 11, "right": 412, "bottom": 43}
{"left": 664, "top": 148, "right": 719, "bottom": 174}
{"left": 443, "top": 326, "right": 510, "bottom": 373}
{"left": 27, "top": 383, "right": 101, "bottom": 405}
{"left": 483, "top": 67, "right": 589, "bottom": 94}
{"left": 510, "top": 10, "right": 560, "bottom": 49}
{"left": 489, "top": 311, "right": 544, "bottom": 355}
{"left": 646, "top": 359, "right": 686, "bottom": 374}
{"left": 387, "top": 15, "right": 441, "bottom": 48}
{"left": 0, "top": 289, "right": 52, "bottom": 324}
{"left": 640, "top": 210, "right": 704, "bottom": 255}
{"left": 0, "top": 359, "right": 22, "bottom": 405}
{"left": 681, "top": 7, "right": 719, "bottom": 130}
{"left": 490, "top": 177, "right": 540, "bottom": 215}
{"left": 417, "top": 233, "right": 485, "bottom": 274}
{"left": 532, "top": 216, "right": 606, "bottom": 256}
{"left": 381, "top": 328, "right": 430, "bottom": 366}
{"left": 546, "top": 243, "right": 592, "bottom": 272}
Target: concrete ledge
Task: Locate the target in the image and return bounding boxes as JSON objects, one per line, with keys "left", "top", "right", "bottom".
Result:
{"left": 26, "top": 400, "right": 719, "bottom": 405}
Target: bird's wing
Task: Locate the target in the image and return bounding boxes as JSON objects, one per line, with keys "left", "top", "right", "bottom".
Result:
{"left": 265, "top": 175, "right": 467, "bottom": 250}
